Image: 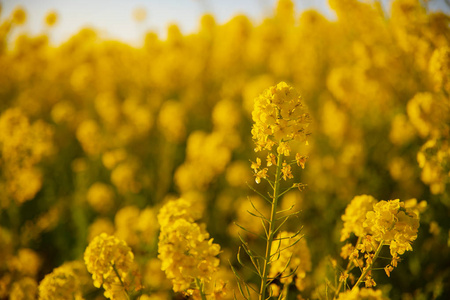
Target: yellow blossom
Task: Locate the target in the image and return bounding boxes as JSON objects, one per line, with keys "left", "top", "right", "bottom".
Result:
{"left": 251, "top": 157, "right": 262, "bottom": 172}
{"left": 10, "top": 277, "right": 38, "bottom": 300}
{"left": 84, "top": 233, "right": 138, "bottom": 299}
{"left": 157, "top": 198, "right": 220, "bottom": 293}
{"left": 295, "top": 154, "right": 308, "bottom": 169}
{"left": 12, "top": 6, "right": 27, "bottom": 25}
{"left": 251, "top": 82, "right": 311, "bottom": 152}
{"left": 38, "top": 264, "right": 83, "bottom": 300}
{"left": 255, "top": 168, "right": 268, "bottom": 184}
{"left": 281, "top": 162, "right": 293, "bottom": 181}
{"left": 337, "top": 287, "right": 388, "bottom": 300}
{"left": 44, "top": 11, "right": 58, "bottom": 27}
{"left": 340, "top": 195, "right": 377, "bottom": 241}
{"left": 86, "top": 182, "right": 115, "bottom": 214}
{"left": 363, "top": 199, "right": 420, "bottom": 257}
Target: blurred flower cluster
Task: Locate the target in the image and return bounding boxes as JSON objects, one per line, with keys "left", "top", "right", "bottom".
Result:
{"left": 0, "top": 0, "right": 449, "bottom": 299}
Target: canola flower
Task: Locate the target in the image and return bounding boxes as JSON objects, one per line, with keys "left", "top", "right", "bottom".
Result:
{"left": 86, "top": 182, "right": 115, "bottom": 214}
{"left": 251, "top": 81, "right": 311, "bottom": 155}
{"left": 334, "top": 196, "right": 424, "bottom": 297}
{"left": 336, "top": 287, "right": 388, "bottom": 300}
{"left": 157, "top": 198, "right": 221, "bottom": 297}
{"left": 44, "top": 11, "right": 58, "bottom": 27}
{"left": 10, "top": 277, "right": 38, "bottom": 300}
{"left": 236, "top": 82, "right": 311, "bottom": 300}
{"left": 38, "top": 264, "right": 83, "bottom": 300}
{"left": 84, "top": 233, "right": 139, "bottom": 300}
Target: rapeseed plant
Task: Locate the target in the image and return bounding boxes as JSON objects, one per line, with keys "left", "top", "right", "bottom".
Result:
{"left": 233, "top": 82, "right": 311, "bottom": 300}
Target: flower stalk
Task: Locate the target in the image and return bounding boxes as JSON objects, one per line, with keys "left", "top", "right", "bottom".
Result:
{"left": 196, "top": 278, "right": 208, "bottom": 300}
{"left": 260, "top": 153, "right": 283, "bottom": 300}
{"left": 353, "top": 240, "right": 385, "bottom": 289}
{"left": 234, "top": 82, "right": 312, "bottom": 300}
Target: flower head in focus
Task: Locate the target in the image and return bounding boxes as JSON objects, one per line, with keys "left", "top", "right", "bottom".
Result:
{"left": 251, "top": 82, "right": 311, "bottom": 154}
{"left": 84, "top": 233, "right": 138, "bottom": 299}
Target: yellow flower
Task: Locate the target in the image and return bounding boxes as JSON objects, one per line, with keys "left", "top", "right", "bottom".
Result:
{"left": 267, "top": 153, "right": 276, "bottom": 167}
{"left": 157, "top": 100, "right": 186, "bottom": 143}
{"left": 295, "top": 154, "right": 308, "bottom": 169}
{"left": 251, "top": 82, "right": 311, "bottom": 152}
{"left": 429, "top": 46, "right": 450, "bottom": 92}
{"left": 84, "top": 233, "right": 137, "bottom": 299}
{"left": 10, "top": 277, "right": 38, "bottom": 300}
{"left": 102, "top": 149, "right": 128, "bottom": 170}
{"left": 337, "top": 287, "right": 388, "bottom": 300}
{"left": 44, "top": 11, "right": 58, "bottom": 27}
{"left": 115, "top": 205, "right": 151, "bottom": 248}
{"left": 76, "top": 120, "right": 104, "bottom": 156}
{"left": 363, "top": 200, "right": 420, "bottom": 257}
{"left": 8, "top": 168, "right": 42, "bottom": 204}
{"left": 340, "top": 195, "right": 377, "bottom": 241}
{"left": 110, "top": 162, "right": 141, "bottom": 194}
{"left": 12, "top": 6, "right": 27, "bottom": 25}
{"left": 158, "top": 198, "right": 220, "bottom": 293}
{"left": 38, "top": 264, "right": 83, "bottom": 300}
{"left": 281, "top": 161, "right": 293, "bottom": 181}
{"left": 251, "top": 157, "right": 262, "bottom": 172}
{"left": 14, "top": 248, "right": 41, "bottom": 277}
{"left": 255, "top": 168, "right": 268, "bottom": 184}
{"left": 86, "top": 182, "right": 115, "bottom": 214}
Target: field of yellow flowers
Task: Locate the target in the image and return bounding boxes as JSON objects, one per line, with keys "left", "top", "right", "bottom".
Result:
{"left": 0, "top": 0, "right": 449, "bottom": 299}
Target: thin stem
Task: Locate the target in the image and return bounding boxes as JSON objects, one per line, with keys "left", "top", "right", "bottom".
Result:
{"left": 112, "top": 264, "right": 130, "bottom": 300}
{"left": 259, "top": 153, "right": 283, "bottom": 300}
{"left": 196, "top": 278, "right": 207, "bottom": 300}
{"left": 353, "top": 240, "right": 385, "bottom": 289}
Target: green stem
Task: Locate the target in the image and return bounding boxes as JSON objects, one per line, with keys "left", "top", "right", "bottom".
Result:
{"left": 196, "top": 278, "right": 207, "bottom": 300}
{"left": 112, "top": 264, "right": 130, "bottom": 300}
{"left": 260, "top": 153, "right": 283, "bottom": 300}
{"left": 353, "top": 240, "right": 385, "bottom": 289}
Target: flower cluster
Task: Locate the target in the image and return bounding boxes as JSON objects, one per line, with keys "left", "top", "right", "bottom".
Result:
{"left": 339, "top": 195, "right": 425, "bottom": 289}
{"left": 157, "top": 198, "right": 220, "bottom": 293}
{"left": 84, "top": 233, "right": 138, "bottom": 299}
{"left": 251, "top": 81, "right": 311, "bottom": 154}
{"left": 417, "top": 138, "right": 450, "bottom": 195}
{"left": 86, "top": 182, "right": 115, "bottom": 214}
{"left": 38, "top": 263, "right": 84, "bottom": 300}
{"left": 337, "top": 287, "right": 388, "bottom": 300}
{"left": 340, "top": 195, "right": 377, "bottom": 241}
{"left": 250, "top": 82, "right": 311, "bottom": 185}
{"left": 0, "top": 108, "right": 54, "bottom": 206}
{"left": 10, "top": 277, "right": 38, "bottom": 300}
{"left": 429, "top": 46, "right": 450, "bottom": 93}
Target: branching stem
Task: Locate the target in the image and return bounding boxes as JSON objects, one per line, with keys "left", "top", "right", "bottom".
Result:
{"left": 353, "top": 240, "right": 385, "bottom": 289}
{"left": 112, "top": 264, "right": 130, "bottom": 300}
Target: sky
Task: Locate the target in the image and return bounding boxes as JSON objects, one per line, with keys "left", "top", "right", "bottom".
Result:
{"left": 1, "top": 0, "right": 449, "bottom": 45}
